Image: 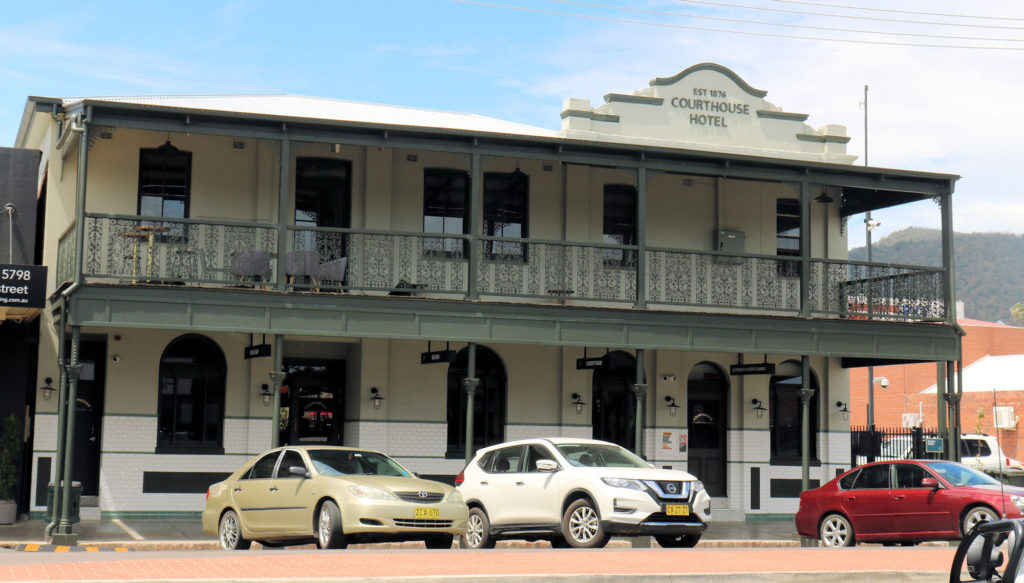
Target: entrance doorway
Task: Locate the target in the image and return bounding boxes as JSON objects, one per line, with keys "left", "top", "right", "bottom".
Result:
{"left": 446, "top": 346, "right": 507, "bottom": 456}
{"left": 686, "top": 362, "right": 728, "bottom": 497}
{"left": 279, "top": 359, "right": 346, "bottom": 446}
{"left": 72, "top": 339, "right": 106, "bottom": 497}
{"left": 592, "top": 351, "right": 640, "bottom": 451}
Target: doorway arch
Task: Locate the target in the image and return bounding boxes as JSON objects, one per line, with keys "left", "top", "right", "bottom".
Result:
{"left": 687, "top": 361, "right": 728, "bottom": 497}
{"left": 446, "top": 345, "right": 507, "bottom": 457}
{"left": 592, "top": 350, "right": 642, "bottom": 451}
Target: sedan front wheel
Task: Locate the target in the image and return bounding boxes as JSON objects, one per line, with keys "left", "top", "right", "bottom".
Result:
{"left": 819, "top": 513, "right": 855, "bottom": 547}
{"left": 962, "top": 506, "right": 998, "bottom": 537}
{"left": 316, "top": 500, "right": 348, "bottom": 549}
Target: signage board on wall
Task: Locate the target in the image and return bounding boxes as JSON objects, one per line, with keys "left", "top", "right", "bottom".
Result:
{"left": 0, "top": 264, "right": 46, "bottom": 308}
{"left": 421, "top": 350, "right": 456, "bottom": 364}
{"left": 576, "top": 356, "right": 606, "bottom": 370}
{"left": 729, "top": 363, "right": 775, "bottom": 376}
{"left": 244, "top": 344, "right": 271, "bottom": 359}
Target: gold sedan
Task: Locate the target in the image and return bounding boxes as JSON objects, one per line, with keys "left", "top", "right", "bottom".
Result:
{"left": 202, "top": 446, "right": 468, "bottom": 549}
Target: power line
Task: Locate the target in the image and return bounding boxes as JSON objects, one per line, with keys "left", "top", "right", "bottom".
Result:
{"left": 552, "top": 0, "right": 1024, "bottom": 43}
{"left": 771, "top": 0, "right": 1024, "bottom": 23}
{"left": 672, "top": 0, "right": 1024, "bottom": 31}
{"left": 454, "top": 0, "right": 1024, "bottom": 51}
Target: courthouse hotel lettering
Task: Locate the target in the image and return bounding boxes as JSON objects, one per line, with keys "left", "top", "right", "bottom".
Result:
{"left": 13, "top": 63, "right": 961, "bottom": 520}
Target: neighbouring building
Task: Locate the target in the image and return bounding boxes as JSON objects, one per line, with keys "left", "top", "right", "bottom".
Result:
{"left": 11, "top": 63, "right": 962, "bottom": 522}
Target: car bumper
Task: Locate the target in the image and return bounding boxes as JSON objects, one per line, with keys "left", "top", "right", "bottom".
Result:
{"left": 597, "top": 489, "right": 712, "bottom": 536}
{"left": 340, "top": 498, "right": 469, "bottom": 536}
{"left": 601, "top": 518, "right": 708, "bottom": 536}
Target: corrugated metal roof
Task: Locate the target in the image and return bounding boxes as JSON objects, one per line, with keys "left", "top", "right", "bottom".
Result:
{"left": 921, "top": 354, "right": 1024, "bottom": 393}
{"left": 60, "top": 94, "right": 558, "bottom": 138}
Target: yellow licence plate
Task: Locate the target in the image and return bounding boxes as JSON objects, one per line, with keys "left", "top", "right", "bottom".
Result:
{"left": 665, "top": 504, "right": 690, "bottom": 516}
{"left": 414, "top": 507, "right": 440, "bottom": 519}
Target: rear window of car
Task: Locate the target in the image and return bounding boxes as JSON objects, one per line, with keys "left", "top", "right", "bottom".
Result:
{"left": 852, "top": 464, "right": 890, "bottom": 489}
{"left": 838, "top": 469, "right": 860, "bottom": 490}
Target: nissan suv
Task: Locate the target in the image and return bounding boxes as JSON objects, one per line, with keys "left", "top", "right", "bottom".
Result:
{"left": 455, "top": 437, "right": 712, "bottom": 548}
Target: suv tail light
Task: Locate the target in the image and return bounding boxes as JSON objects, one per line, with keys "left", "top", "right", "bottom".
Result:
{"left": 454, "top": 471, "right": 464, "bottom": 486}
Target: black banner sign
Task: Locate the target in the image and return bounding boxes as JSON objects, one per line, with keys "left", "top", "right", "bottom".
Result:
{"left": 0, "top": 264, "right": 46, "bottom": 308}
{"left": 576, "top": 357, "right": 606, "bottom": 370}
{"left": 244, "top": 344, "right": 271, "bottom": 359}
{"left": 421, "top": 350, "right": 457, "bottom": 364}
{"left": 730, "top": 363, "right": 775, "bottom": 375}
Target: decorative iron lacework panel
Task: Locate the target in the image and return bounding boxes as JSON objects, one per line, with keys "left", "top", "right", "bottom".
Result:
{"left": 292, "top": 228, "right": 467, "bottom": 293}
{"left": 476, "top": 240, "right": 634, "bottom": 303}
{"left": 812, "top": 260, "right": 945, "bottom": 321}
{"left": 647, "top": 249, "right": 800, "bottom": 312}
{"left": 81, "top": 215, "right": 277, "bottom": 285}
{"left": 56, "top": 224, "right": 78, "bottom": 285}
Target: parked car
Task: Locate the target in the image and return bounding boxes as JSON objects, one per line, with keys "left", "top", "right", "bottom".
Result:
{"left": 202, "top": 446, "right": 468, "bottom": 550}
{"left": 796, "top": 459, "right": 1024, "bottom": 547}
{"left": 456, "top": 437, "right": 712, "bottom": 549}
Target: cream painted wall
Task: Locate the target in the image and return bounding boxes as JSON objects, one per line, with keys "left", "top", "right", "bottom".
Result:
{"left": 646, "top": 173, "right": 715, "bottom": 250}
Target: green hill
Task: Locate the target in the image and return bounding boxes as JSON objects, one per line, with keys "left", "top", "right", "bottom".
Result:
{"left": 848, "top": 228, "right": 1024, "bottom": 324}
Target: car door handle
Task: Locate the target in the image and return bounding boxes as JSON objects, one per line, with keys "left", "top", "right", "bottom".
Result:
{"left": 845, "top": 496, "right": 855, "bottom": 501}
{"left": 515, "top": 481, "right": 526, "bottom": 486}
{"left": 894, "top": 495, "right": 905, "bottom": 500}
{"left": 269, "top": 487, "right": 278, "bottom": 492}
{"left": 480, "top": 481, "right": 488, "bottom": 486}
{"left": 233, "top": 487, "right": 242, "bottom": 492}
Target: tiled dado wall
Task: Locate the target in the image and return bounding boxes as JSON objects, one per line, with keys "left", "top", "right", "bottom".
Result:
{"left": 31, "top": 414, "right": 273, "bottom": 515}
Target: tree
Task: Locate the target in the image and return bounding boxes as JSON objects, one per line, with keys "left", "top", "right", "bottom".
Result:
{"left": 1012, "top": 303, "right": 1024, "bottom": 325}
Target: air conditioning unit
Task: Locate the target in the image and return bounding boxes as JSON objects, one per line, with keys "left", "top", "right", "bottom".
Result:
{"left": 902, "top": 413, "right": 923, "bottom": 428}
{"left": 994, "top": 406, "right": 1017, "bottom": 430}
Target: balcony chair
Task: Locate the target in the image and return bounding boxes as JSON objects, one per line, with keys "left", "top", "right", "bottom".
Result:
{"left": 285, "top": 249, "right": 321, "bottom": 289}
{"left": 316, "top": 257, "right": 348, "bottom": 292}
{"left": 230, "top": 249, "right": 272, "bottom": 286}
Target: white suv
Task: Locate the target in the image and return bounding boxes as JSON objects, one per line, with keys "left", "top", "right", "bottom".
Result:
{"left": 455, "top": 437, "right": 712, "bottom": 549}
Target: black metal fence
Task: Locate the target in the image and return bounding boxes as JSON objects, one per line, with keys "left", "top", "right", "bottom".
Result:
{"left": 850, "top": 425, "right": 942, "bottom": 467}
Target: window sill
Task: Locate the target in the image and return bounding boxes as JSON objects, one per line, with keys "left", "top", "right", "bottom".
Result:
{"left": 155, "top": 445, "right": 226, "bottom": 455}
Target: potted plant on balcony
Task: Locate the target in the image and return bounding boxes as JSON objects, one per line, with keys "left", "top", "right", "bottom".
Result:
{"left": 0, "top": 413, "right": 22, "bottom": 524}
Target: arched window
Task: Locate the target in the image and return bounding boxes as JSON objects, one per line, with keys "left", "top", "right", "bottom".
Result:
{"left": 156, "top": 334, "right": 226, "bottom": 453}
{"left": 769, "top": 360, "right": 819, "bottom": 464}
{"left": 446, "top": 346, "right": 507, "bottom": 457}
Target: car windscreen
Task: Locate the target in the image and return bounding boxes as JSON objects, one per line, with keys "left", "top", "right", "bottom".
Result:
{"left": 555, "top": 443, "right": 650, "bottom": 468}
{"left": 923, "top": 461, "right": 1001, "bottom": 487}
{"left": 308, "top": 449, "right": 410, "bottom": 477}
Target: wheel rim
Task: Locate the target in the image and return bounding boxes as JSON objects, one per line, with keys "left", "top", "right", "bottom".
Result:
{"left": 821, "top": 516, "right": 849, "bottom": 547}
{"left": 569, "top": 505, "right": 599, "bottom": 543}
{"left": 966, "top": 509, "right": 995, "bottom": 533}
{"left": 465, "top": 513, "right": 484, "bottom": 548}
{"left": 318, "top": 505, "right": 333, "bottom": 547}
{"left": 220, "top": 513, "right": 239, "bottom": 549}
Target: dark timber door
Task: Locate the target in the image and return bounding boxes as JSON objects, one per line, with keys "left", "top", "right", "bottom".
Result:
{"left": 72, "top": 339, "right": 106, "bottom": 497}
{"left": 687, "top": 379, "right": 727, "bottom": 497}
{"left": 592, "top": 351, "right": 639, "bottom": 452}
{"left": 280, "top": 359, "right": 345, "bottom": 446}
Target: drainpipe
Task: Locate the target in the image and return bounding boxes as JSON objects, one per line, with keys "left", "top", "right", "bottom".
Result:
{"left": 43, "top": 282, "right": 78, "bottom": 540}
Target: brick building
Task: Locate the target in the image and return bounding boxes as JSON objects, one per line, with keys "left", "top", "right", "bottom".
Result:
{"left": 850, "top": 316, "right": 1024, "bottom": 459}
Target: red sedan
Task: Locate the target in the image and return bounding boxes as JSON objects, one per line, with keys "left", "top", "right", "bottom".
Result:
{"left": 795, "top": 460, "right": 1024, "bottom": 547}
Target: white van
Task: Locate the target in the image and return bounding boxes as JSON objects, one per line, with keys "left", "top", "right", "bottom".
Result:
{"left": 866, "top": 433, "right": 1024, "bottom": 473}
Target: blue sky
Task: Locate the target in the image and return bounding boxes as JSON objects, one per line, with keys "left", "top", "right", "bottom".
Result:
{"left": 2, "top": 0, "right": 1022, "bottom": 248}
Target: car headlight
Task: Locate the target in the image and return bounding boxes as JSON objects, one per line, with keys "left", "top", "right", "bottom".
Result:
{"left": 348, "top": 485, "right": 398, "bottom": 501}
{"left": 1012, "top": 495, "right": 1024, "bottom": 513}
{"left": 691, "top": 480, "right": 705, "bottom": 495}
{"left": 601, "top": 477, "right": 647, "bottom": 491}
{"left": 445, "top": 489, "right": 464, "bottom": 503}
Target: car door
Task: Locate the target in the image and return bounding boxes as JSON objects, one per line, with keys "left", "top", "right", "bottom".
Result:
{"left": 890, "top": 463, "right": 954, "bottom": 537}
{"left": 477, "top": 445, "right": 525, "bottom": 526}
{"left": 503, "top": 444, "right": 563, "bottom": 526}
{"left": 842, "top": 463, "right": 893, "bottom": 536}
{"left": 269, "top": 449, "right": 316, "bottom": 535}
{"left": 232, "top": 451, "right": 281, "bottom": 533}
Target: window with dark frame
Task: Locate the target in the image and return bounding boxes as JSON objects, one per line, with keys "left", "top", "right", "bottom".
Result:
{"left": 483, "top": 170, "right": 529, "bottom": 261}
{"left": 768, "top": 364, "right": 819, "bottom": 465}
{"left": 156, "top": 334, "right": 226, "bottom": 453}
{"left": 138, "top": 141, "right": 191, "bottom": 239}
{"left": 776, "top": 198, "right": 801, "bottom": 277}
{"left": 423, "top": 168, "right": 469, "bottom": 257}
{"left": 603, "top": 184, "right": 638, "bottom": 267}
{"left": 445, "top": 346, "right": 507, "bottom": 458}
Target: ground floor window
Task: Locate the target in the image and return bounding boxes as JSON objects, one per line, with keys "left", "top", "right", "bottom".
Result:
{"left": 769, "top": 360, "right": 819, "bottom": 465}
{"left": 156, "top": 334, "right": 226, "bottom": 453}
{"left": 446, "top": 345, "right": 507, "bottom": 457}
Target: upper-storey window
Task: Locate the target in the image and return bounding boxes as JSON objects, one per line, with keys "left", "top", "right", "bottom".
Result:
{"left": 295, "top": 158, "right": 351, "bottom": 229}
{"left": 138, "top": 141, "right": 191, "bottom": 220}
{"left": 776, "top": 198, "right": 801, "bottom": 277}
{"left": 603, "top": 184, "right": 638, "bottom": 267}
{"left": 484, "top": 170, "right": 529, "bottom": 261}
{"left": 423, "top": 168, "right": 469, "bottom": 257}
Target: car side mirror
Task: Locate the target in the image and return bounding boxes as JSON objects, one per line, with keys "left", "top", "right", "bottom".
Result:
{"left": 536, "top": 459, "right": 559, "bottom": 472}
{"left": 288, "top": 466, "right": 310, "bottom": 479}
{"left": 921, "top": 477, "right": 939, "bottom": 489}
